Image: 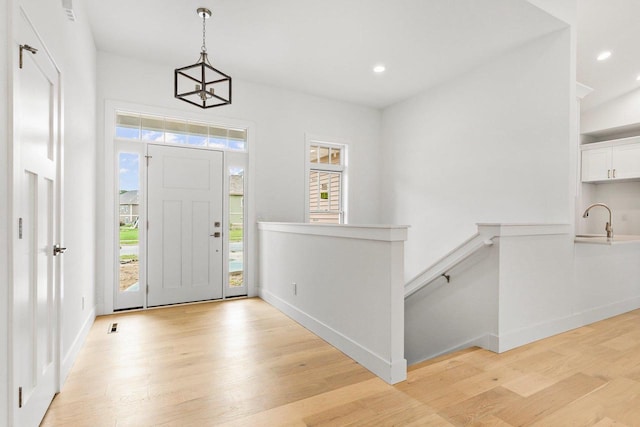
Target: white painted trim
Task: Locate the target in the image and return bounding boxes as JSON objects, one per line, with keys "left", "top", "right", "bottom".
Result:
{"left": 580, "top": 135, "right": 640, "bottom": 150}
{"left": 101, "top": 100, "right": 256, "bottom": 314}
{"left": 113, "top": 141, "right": 146, "bottom": 310}
{"left": 61, "top": 307, "right": 95, "bottom": 384}
{"left": 576, "top": 82, "right": 594, "bottom": 100}
{"left": 258, "top": 222, "right": 408, "bottom": 241}
{"left": 259, "top": 290, "right": 407, "bottom": 384}
{"left": 409, "top": 334, "right": 499, "bottom": 367}
{"left": 574, "top": 296, "right": 640, "bottom": 329}
{"left": 497, "top": 296, "right": 640, "bottom": 352}
{"left": 477, "top": 223, "right": 571, "bottom": 237}
{"left": 304, "top": 133, "right": 349, "bottom": 224}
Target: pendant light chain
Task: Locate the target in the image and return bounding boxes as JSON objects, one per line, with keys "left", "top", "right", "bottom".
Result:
{"left": 201, "top": 12, "right": 207, "bottom": 54}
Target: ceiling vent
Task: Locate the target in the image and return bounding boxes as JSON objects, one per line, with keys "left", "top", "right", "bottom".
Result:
{"left": 61, "top": 0, "right": 76, "bottom": 22}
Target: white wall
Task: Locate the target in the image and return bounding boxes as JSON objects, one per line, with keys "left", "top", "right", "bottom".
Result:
{"left": 1, "top": 0, "right": 9, "bottom": 420}
{"left": 381, "top": 29, "right": 573, "bottom": 280}
{"left": 580, "top": 182, "right": 640, "bottom": 235}
{"left": 527, "top": 0, "right": 577, "bottom": 25}
{"left": 405, "top": 244, "right": 499, "bottom": 365}
{"left": 582, "top": 89, "right": 640, "bottom": 135}
{"left": 96, "top": 52, "right": 382, "bottom": 312}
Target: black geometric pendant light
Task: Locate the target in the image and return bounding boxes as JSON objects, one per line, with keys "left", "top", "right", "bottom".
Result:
{"left": 174, "top": 7, "right": 232, "bottom": 109}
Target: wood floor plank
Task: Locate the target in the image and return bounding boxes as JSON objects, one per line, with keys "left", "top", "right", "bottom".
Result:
{"left": 41, "top": 301, "right": 640, "bottom": 426}
{"left": 495, "top": 373, "right": 608, "bottom": 426}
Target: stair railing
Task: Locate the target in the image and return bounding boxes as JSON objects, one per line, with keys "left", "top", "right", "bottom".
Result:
{"left": 404, "top": 233, "right": 495, "bottom": 299}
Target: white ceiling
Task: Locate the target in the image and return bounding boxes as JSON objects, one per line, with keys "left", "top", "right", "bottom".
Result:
{"left": 577, "top": 0, "right": 640, "bottom": 112}
{"left": 85, "top": 0, "right": 566, "bottom": 109}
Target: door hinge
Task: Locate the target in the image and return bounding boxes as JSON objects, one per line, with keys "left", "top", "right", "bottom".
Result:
{"left": 18, "top": 218, "right": 23, "bottom": 239}
{"left": 146, "top": 285, "right": 149, "bottom": 295}
{"left": 146, "top": 220, "right": 149, "bottom": 230}
{"left": 18, "top": 386, "right": 22, "bottom": 408}
{"left": 145, "top": 155, "right": 152, "bottom": 166}
{"left": 19, "top": 44, "right": 38, "bottom": 69}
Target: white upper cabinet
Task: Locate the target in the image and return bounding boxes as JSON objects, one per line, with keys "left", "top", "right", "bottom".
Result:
{"left": 611, "top": 143, "right": 640, "bottom": 179}
{"left": 581, "top": 137, "right": 640, "bottom": 183}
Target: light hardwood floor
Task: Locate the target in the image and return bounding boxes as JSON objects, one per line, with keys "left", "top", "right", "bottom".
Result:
{"left": 42, "top": 298, "right": 640, "bottom": 426}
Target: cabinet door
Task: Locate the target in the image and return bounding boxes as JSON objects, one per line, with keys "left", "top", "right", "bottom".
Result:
{"left": 612, "top": 144, "right": 640, "bottom": 179}
{"left": 581, "top": 147, "right": 612, "bottom": 182}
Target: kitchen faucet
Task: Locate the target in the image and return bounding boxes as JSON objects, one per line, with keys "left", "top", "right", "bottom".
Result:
{"left": 582, "top": 203, "right": 613, "bottom": 238}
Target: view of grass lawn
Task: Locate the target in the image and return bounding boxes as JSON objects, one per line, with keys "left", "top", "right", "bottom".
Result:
{"left": 120, "top": 226, "right": 138, "bottom": 245}
{"left": 229, "top": 227, "right": 243, "bottom": 242}
{"left": 121, "top": 226, "right": 241, "bottom": 244}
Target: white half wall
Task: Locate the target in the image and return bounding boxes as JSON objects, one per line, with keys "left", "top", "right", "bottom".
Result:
{"left": 496, "top": 231, "right": 575, "bottom": 351}
{"left": 406, "top": 223, "right": 640, "bottom": 364}
{"left": 96, "top": 52, "right": 383, "bottom": 313}
{"left": 381, "top": 29, "right": 574, "bottom": 281}
{"left": 258, "top": 222, "right": 408, "bottom": 384}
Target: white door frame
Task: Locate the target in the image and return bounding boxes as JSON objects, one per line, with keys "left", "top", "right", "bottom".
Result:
{"left": 101, "top": 101, "right": 255, "bottom": 314}
{"left": 8, "top": 6, "right": 64, "bottom": 424}
{"left": 114, "top": 140, "right": 147, "bottom": 310}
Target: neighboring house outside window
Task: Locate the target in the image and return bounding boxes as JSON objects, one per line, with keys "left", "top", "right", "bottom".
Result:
{"left": 229, "top": 174, "right": 244, "bottom": 227}
{"left": 119, "top": 190, "right": 139, "bottom": 226}
{"left": 306, "top": 138, "right": 347, "bottom": 224}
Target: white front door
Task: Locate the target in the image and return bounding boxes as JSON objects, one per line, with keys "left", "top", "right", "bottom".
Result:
{"left": 147, "top": 145, "right": 224, "bottom": 306}
{"left": 13, "top": 9, "right": 61, "bottom": 426}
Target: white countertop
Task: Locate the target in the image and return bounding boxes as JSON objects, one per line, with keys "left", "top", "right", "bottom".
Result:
{"left": 574, "top": 234, "right": 640, "bottom": 245}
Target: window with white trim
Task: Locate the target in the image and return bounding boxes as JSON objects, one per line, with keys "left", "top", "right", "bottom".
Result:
{"left": 115, "top": 111, "right": 247, "bottom": 151}
{"left": 307, "top": 141, "right": 346, "bottom": 224}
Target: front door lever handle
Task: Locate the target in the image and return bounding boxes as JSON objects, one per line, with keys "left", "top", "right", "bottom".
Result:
{"left": 53, "top": 244, "right": 67, "bottom": 256}
{"left": 209, "top": 232, "right": 221, "bottom": 238}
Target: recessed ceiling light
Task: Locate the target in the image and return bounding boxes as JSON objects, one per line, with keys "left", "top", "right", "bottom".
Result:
{"left": 373, "top": 65, "right": 386, "bottom": 73}
{"left": 636, "top": 74, "right": 640, "bottom": 81}
{"left": 597, "top": 51, "right": 612, "bottom": 61}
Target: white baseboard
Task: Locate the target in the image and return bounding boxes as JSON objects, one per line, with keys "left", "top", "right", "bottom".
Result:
{"left": 575, "top": 296, "right": 640, "bottom": 327}
{"left": 61, "top": 306, "right": 96, "bottom": 385}
{"left": 259, "top": 289, "right": 407, "bottom": 384}
{"left": 498, "top": 297, "right": 640, "bottom": 352}
{"left": 408, "top": 333, "right": 497, "bottom": 366}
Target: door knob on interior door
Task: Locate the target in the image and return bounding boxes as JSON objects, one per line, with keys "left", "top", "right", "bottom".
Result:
{"left": 53, "top": 244, "right": 67, "bottom": 256}
{"left": 210, "top": 232, "right": 221, "bottom": 238}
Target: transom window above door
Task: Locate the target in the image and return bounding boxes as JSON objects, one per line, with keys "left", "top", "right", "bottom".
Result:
{"left": 115, "top": 111, "right": 247, "bottom": 151}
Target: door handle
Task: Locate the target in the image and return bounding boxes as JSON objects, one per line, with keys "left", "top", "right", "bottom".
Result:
{"left": 53, "top": 244, "right": 67, "bottom": 256}
{"left": 210, "top": 232, "right": 221, "bottom": 238}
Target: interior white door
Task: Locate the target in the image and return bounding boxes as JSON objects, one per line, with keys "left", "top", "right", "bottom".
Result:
{"left": 147, "top": 145, "right": 224, "bottom": 306}
{"left": 13, "top": 10, "right": 61, "bottom": 427}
